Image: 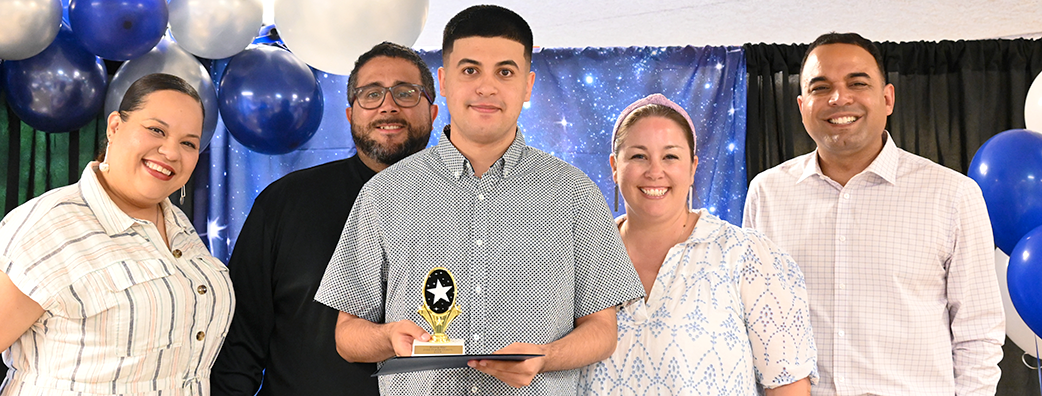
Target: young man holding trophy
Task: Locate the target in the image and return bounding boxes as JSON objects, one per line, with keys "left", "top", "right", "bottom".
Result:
{"left": 315, "top": 5, "right": 644, "bottom": 395}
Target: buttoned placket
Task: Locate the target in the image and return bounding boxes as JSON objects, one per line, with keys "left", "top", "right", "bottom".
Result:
{"left": 464, "top": 160, "right": 497, "bottom": 355}
{"left": 830, "top": 175, "right": 854, "bottom": 394}
{"left": 136, "top": 217, "right": 209, "bottom": 392}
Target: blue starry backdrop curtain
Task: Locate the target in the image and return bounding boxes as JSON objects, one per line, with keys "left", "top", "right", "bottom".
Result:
{"left": 198, "top": 46, "right": 747, "bottom": 261}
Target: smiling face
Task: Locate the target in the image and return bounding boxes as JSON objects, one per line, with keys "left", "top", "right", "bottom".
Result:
{"left": 347, "top": 56, "right": 437, "bottom": 171}
{"left": 437, "top": 36, "right": 535, "bottom": 151}
{"left": 101, "top": 90, "right": 203, "bottom": 214}
{"left": 610, "top": 116, "right": 698, "bottom": 221}
{"left": 798, "top": 43, "right": 894, "bottom": 164}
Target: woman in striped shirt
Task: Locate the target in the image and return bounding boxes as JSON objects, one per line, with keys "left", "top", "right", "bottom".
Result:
{"left": 0, "top": 73, "right": 234, "bottom": 396}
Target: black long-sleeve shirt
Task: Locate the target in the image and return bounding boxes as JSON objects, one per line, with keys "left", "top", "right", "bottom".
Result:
{"left": 211, "top": 155, "right": 379, "bottom": 396}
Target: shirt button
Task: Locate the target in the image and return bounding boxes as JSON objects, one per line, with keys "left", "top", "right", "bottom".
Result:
{"left": 474, "top": 240, "right": 484, "bottom": 246}
{"left": 477, "top": 194, "right": 485, "bottom": 200}
{"left": 474, "top": 285, "right": 482, "bottom": 294}
{"left": 838, "top": 330, "right": 845, "bottom": 337}
{"left": 472, "top": 333, "right": 480, "bottom": 341}
{"left": 172, "top": 249, "right": 182, "bottom": 258}
{"left": 838, "top": 235, "right": 846, "bottom": 242}
{"left": 454, "top": 171, "right": 461, "bottom": 178}
{"left": 197, "top": 285, "right": 208, "bottom": 295}
{"left": 838, "top": 283, "right": 846, "bottom": 290}
{"left": 837, "top": 376, "right": 845, "bottom": 383}
{"left": 196, "top": 331, "right": 206, "bottom": 341}
{"left": 470, "top": 386, "right": 479, "bottom": 394}
{"left": 843, "top": 193, "right": 850, "bottom": 199}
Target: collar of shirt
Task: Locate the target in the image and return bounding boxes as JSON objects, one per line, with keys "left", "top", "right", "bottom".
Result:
{"left": 796, "top": 131, "right": 900, "bottom": 186}
{"left": 614, "top": 208, "right": 728, "bottom": 247}
{"left": 79, "top": 162, "right": 188, "bottom": 237}
{"left": 435, "top": 125, "right": 527, "bottom": 179}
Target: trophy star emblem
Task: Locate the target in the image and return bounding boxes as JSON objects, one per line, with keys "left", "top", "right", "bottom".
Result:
{"left": 427, "top": 279, "right": 452, "bottom": 304}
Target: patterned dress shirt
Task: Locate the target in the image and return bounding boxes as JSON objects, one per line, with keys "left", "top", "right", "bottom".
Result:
{"left": 1, "top": 163, "right": 234, "bottom": 396}
{"left": 743, "top": 133, "right": 1005, "bottom": 396}
{"left": 315, "top": 127, "right": 645, "bottom": 396}
{"left": 578, "top": 209, "right": 818, "bottom": 395}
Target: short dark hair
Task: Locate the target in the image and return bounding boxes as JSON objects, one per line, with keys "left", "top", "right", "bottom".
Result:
{"left": 442, "top": 5, "right": 533, "bottom": 64}
{"left": 119, "top": 73, "right": 204, "bottom": 122}
{"left": 800, "top": 32, "right": 886, "bottom": 82}
{"left": 346, "top": 41, "right": 435, "bottom": 106}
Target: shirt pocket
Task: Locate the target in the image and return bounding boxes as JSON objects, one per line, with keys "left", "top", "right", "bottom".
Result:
{"left": 98, "top": 259, "right": 185, "bottom": 357}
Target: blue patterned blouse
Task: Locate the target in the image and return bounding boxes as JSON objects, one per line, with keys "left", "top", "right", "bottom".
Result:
{"left": 578, "top": 209, "right": 818, "bottom": 395}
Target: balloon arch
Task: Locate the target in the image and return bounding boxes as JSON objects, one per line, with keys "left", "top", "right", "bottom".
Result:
{"left": 0, "top": 0, "right": 429, "bottom": 153}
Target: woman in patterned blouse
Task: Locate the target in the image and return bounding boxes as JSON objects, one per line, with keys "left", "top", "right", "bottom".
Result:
{"left": 0, "top": 73, "right": 234, "bottom": 396}
{"left": 578, "top": 94, "right": 817, "bottom": 395}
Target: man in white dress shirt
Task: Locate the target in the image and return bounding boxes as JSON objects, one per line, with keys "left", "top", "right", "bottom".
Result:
{"left": 743, "top": 32, "right": 1005, "bottom": 396}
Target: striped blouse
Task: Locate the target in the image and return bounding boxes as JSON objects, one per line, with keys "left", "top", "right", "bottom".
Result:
{"left": 0, "top": 164, "right": 234, "bottom": 396}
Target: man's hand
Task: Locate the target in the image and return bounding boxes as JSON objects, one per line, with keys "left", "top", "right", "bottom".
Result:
{"left": 334, "top": 312, "right": 431, "bottom": 362}
{"left": 385, "top": 320, "right": 430, "bottom": 357}
{"left": 467, "top": 343, "right": 548, "bottom": 388}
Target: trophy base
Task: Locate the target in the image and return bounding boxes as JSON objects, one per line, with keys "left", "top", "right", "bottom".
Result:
{"left": 412, "top": 339, "right": 466, "bottom": 356}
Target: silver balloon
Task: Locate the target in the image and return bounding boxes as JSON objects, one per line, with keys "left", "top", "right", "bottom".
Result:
{"left": 105, "top": 37, "right": 219, "bottom": 150}
{"left": 0, "top": 0, "right": 62, "bottom": 60}
{"left": 169, "top": 0, "right": 263, "bottom": 60}
{"left": 275, "top": 0, "right": 429, "bottom": 75}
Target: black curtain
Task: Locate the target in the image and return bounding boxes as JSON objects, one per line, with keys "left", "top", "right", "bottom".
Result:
{"left": 745, "top": 38, "right": 1042, "bottom": 395}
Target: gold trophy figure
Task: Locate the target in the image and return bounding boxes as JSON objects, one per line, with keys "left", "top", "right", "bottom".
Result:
{"left": 412, "top": 267, "right": 465, "bottom": 355}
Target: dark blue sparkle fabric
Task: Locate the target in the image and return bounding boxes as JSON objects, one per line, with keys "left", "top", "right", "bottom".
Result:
{"left": 199, "top": 46, "right": 746, "bottom": 261}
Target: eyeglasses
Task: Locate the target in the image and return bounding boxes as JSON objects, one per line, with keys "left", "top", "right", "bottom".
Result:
{"left": 350, "top": 83, "right": 432, "bottom": 110}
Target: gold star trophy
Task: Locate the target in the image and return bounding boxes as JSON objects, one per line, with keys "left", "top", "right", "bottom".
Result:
{"left": 413, "top": 267, "right": 465, "bottom": 355}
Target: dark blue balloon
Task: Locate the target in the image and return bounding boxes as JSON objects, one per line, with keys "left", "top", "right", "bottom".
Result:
{"left": 1008, "top": 225, "right": 1042, "bottom": 339}
{"left": 68, "top": 0, "right": 167, "bottom": 61}
{"left": 218, "top": 46, "right": 323, "bottom": 155}
{"left": 968, "top": 129, "right": 1042, "bottom": 254}
{"left": 0, "top": 25, "right": 106, "bottom": 133}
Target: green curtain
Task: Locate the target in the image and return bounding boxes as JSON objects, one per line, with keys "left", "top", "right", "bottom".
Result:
{"left": 0, "top": 93, "right": 107, "bottom": 216}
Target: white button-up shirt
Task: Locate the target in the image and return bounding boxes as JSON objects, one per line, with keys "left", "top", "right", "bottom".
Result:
{"left": 744, "top": 134, "right": 1005, "bottom": 396}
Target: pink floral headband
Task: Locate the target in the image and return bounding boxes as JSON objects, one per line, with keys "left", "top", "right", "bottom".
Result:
{"left": 610, "top": 93, "right": 697, "bottom": 156}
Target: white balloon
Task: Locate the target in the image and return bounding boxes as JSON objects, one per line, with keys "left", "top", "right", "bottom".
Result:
{"left": 274, "top": 0, "right": 429, "bottom": 75}
{"left": 169, "top": 0, "right": 263, "bottom": 60}
{"left": 996, "top": 248, "right": 1042, "bottom": 358}
{"left": 1026, "top": 71, "right": 1042, "bottom": 132}
{"left": 0, "top": 0, "right": 62, "bottom": 60}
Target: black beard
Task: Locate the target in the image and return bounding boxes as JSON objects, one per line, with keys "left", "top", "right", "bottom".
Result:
{"left": 351, "top": 117, "right": 431, "bottom": 167}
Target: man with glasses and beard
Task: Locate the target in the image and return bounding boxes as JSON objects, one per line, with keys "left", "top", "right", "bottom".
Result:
{"left": 211, "top": 42, "right": 438, "bottom": 396}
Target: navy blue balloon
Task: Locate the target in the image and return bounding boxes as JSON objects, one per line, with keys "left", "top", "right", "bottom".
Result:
{"left": 218, "top": 46, "right": 323, "bottom": 155}
{"left": 1008, "top": 225, "right": 1042, "bottom": 339}
{"left": 968, "top": 129, "right": 1042, "bottom": 254}
{"left": 0, "top": 25, "right": 106, "bottom": 133}
{"left": 68, "top": 0, "right": 167, "bottom": 61}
